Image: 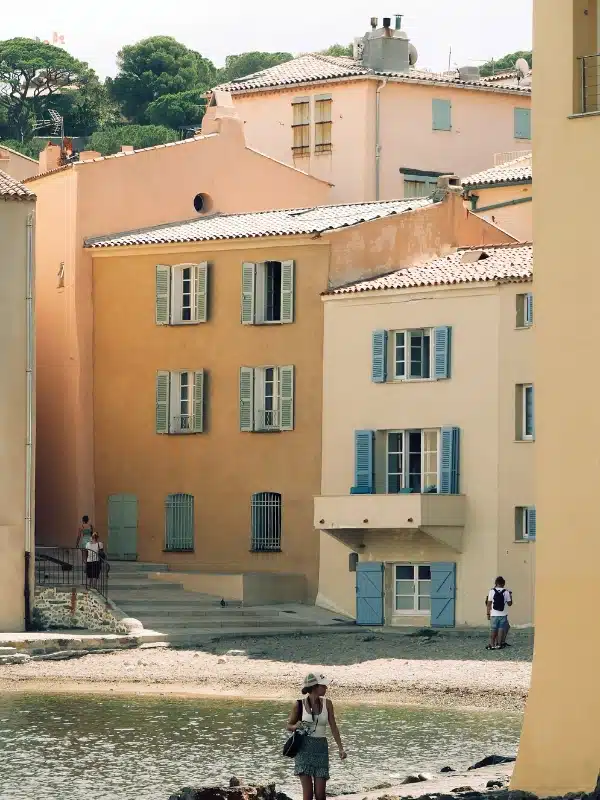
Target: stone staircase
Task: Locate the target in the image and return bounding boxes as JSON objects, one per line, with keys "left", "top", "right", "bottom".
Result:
{"left": 108, "top": 562, "right": 352, "bottom": 643}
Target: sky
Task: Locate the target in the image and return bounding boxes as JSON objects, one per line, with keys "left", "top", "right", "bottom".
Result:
{"left": 6, "top": 0, "right": 532, "bottom": 78}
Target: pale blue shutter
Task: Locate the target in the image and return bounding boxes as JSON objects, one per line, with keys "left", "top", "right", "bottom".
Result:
{"left": 194, "top": 262, "right": 208, "bottom": 323}
{"left": 514, "top": 108, "right": 531, "bottom": 140}
{"left": 156, "top": 371, "right": 170, "bottom": 434}
{"left": 372, "top": 330, "right": 388, "bottom": 383}
{"left": 156, "top": 265, "right": 171, "bottom": 325}
{"left": 440, "top": 426, "right": 460, "bottom": 494}
{"left": 280, "top": 260, "right": 295, "bottom": 323}
{"left": 352, "top": 430, "right": 374, "bottom": 494}
{"left": 432, "top": 99, "right": 452, "bottom": 131}
{"left": 434, "top": 326, "right": 452, "bottom": 379}
{"left": 431, "top": 563, "right": 456, "bottom": 628}
{"left": 239, "top": 367, "right": 254, "bottom": 431}
{"left": 356, "top": 562, "right": 384, "bottom": 625}
{"left": 526, "top": 506, "right": 537, "bottom": 540}
{"left": 525, "top": 293, "right": 534, "bottom": 326}
{"left": 241, "top": 262, "right": 256, "bottom": 324}
{"left": 279, "top": 365, "right": 294, "bottom": 430}
{"left": 193, "top": 370, "right": 205, "bottom": 433}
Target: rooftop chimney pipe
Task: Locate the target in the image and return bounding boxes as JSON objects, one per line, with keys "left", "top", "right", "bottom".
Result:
{"left": 383, "top": 17, "right": 391, "bottom": 28}
{"left": 370, "top": 17, "right": 378, "bottom": 29}
{"left": 395, "top": 14, "right": 403, "bottom": 29}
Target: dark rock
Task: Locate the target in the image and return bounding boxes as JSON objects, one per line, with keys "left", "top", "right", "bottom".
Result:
{"left": 440, "top": 768, "right": 456, "bottom": 774}
{"left": 486, "top": 782, "right": 505, "bottom": 790}
{"left": 452, "top": 788, "right": 475, "bottom": 794}
{"left": 402, "top": 775, "right": 428, "bottom": 785}
{"left": 168, "top": 786, "right": 293, "bottom": 800}
{"left": 229, "top": 779, "right": 241, "bottom": 788}
{"left": 368, "top": 783, "right": 393, "bottom": 791}
{"left": 408, "top": 628, "right": 438, "bottom": 638}
{"left": 468, "top": 756, "right": 516, "bottom": 771}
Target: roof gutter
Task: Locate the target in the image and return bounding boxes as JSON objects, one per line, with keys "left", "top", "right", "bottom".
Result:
{"left": 475, "top": 195, "right": 533, "bottom": 214}
{"left": 375, "top": 79, "right": 388, "bottom": 200}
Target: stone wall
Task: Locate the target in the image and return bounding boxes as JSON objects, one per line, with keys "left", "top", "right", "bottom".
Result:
{"left": 34, "top": 587, "right": 129, "bottom": 633}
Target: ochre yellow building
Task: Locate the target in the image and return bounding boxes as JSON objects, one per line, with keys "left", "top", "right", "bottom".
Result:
{"left": 512, "top": 0, "right": 600, "bottom": 794}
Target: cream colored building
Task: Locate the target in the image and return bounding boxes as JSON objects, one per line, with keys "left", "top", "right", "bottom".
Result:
{"left": 216, "top": 18, "right": 532, "bottom": 203}
{"left": 462, "top": 153, "right": 532, "bottom": 242}
{"left": 314, "top": 243, "right": 535, "bottom": 627}
{"left": 0, "top": 170, "right": 36, "bottom": 632}
{"left": 0, "top": 144, "right": 38, "bottom": 182}
{"left": 512, "top": 0, "right": 600, "bottom": 795}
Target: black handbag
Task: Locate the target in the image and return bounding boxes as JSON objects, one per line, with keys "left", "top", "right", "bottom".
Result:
{"left": 283, "top": 700, "right": 305, "bottom": 758}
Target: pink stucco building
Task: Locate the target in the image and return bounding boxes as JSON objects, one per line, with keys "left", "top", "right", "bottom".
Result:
{"left": 216, "top": 17, "right": 532, "bottom": 204}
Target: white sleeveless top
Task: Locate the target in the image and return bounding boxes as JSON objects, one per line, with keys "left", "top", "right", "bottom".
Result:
{"left": 301, "top": 698, "right": 329, "bottom": 738}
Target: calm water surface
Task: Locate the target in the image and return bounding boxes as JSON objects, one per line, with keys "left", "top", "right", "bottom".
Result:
{"left": 0, "top": 694, "right": 521, "bottom": 800}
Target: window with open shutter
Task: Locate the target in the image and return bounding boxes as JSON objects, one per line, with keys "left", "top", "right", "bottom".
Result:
{"left": 279, "top": 365, "right": 295, "bottom": 430}
{"left": 156, "top": 265, "right": 171, "bottom": 324}
{"left": 280, "top": 260, "right": 295, "bottom": 323}
{"left": 372, "top": 330, "right": 388, "bottom": 383}
{"left": 193, "top": 370, "right": 205, "bottom": 433}
{"left": 156, "top": 371, "right": 170, "bottom": 434}
{"left": 440, "top": 427, "right": 460, "bottom": 494}
{"left": 434, "top": 326, "right": 452, "bottom": 379}
{"left": 353, "top": 430, "right": 375, "bottom": 494}
{"left": 432, "top": 98, "right": 452, "bottom": 131}
{"left": 240, "top": 367, "right": 255, "bottom": 431}
{"left": 194, "top": 262, "right": 208, "bottom": 323}
{"left": 241, "top": 262, "right": 256, "bottom": 324}
{"left": 514, "top": 107, "right": 531, "bottom": 140}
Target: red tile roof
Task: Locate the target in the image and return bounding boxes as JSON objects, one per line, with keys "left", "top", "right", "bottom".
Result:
{"left": 0, "top": 169, "right": 36, "bottom": 199}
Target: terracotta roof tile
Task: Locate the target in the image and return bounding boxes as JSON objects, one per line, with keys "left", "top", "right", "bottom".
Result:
{"left": 331, "top": 243, "right": 532, "bottom": 294}
{"left": 85, "top": 198, "right": 435, "bottom": 249}
{"left": 462, "top": 154, "right": 532, "bottom": 188}
{"left": 0, "top": 169, "right": 36, "bottom": 199}
{"left": 215, "top": 53, "right": 531, "bottom": 95}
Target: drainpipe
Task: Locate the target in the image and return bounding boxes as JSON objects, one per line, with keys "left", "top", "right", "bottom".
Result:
{"left": 375, "top": 79, "right": 388, "bottom": 200}
{"left": 24, "top": 211, "right": 35, "bottom": 628}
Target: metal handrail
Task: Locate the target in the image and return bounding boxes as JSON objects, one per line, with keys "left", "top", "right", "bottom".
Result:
{"left": 35, "top": 546, "right": 109, "bottom": 600}
{"left": 172, "top": 414, "right": 196, "bottom": 433}
{"left": 578, "top": 53, "right": 600, "bottom": 114}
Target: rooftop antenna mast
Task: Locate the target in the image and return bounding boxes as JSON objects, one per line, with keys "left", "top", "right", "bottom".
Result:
{"left": 32, "top": 108, "right": 64, "bottom": 139}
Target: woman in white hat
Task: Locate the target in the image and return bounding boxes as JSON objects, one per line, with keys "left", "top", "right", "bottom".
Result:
{"left": 287, "top": 672, "right": 347, "bottom": 800}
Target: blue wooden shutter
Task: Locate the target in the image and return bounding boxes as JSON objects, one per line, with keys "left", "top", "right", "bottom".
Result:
{"left": 353, "top": 430, "right": 374, "bottom": 494}
{"left": 434, "top": 326, "right": 452, "bottom": 379}
{"left": 432, "top": 98, "right": 452, "bottom": 131}
{"left": 525, "top": 293, "right": 534, "bottom": 326}
{"left": 431, "top": 562, "right": 456, "bottom": 628}
{"left": 440, "top": 426, "right": 460, "bottom": 494}
{"left": 526, "top": 506, "right": 537, "bottom": 540}
{"left": 356, "top": 562, "right": 384, "bottom": 625}
{"left": 514, "top": 108, "right": 531, "bottom": 140}
{"left": 372, "top": 330, "right": 388, "bottom": 383}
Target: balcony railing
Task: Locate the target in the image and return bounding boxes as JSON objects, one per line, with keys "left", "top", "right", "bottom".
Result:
{"left": 579, "top": 53, "right": 600, "bottom": 114}
{"left": 35, "top": 546, "right": 109, "bottom": 600}
{"left": 256, "top": 409, "right": 280, "bottom": 431}
{"left": 171, "top": 414, "right": 196, "bottom": 433}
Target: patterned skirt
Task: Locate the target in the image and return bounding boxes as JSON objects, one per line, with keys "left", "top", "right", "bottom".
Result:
{"left": 294, "top": 737, "right": 329, "bottom": 780}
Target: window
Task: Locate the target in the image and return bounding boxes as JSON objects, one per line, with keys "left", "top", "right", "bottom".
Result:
{"left": 403, "top": 175, "right": 438, "bottom": 198}
{"left": 387, "top": 430, "right": 439, "bottom": 494}
{"left": 239, "top": 365, "right": 294, "bottom": 432}
{"left": 155, "top": 263, "right": 208, "bottom": 325}
{"left": 394, "top": 329, "right": 432, "bottom": 379}
{"left": 516, "top": 506, "right": 536, "bottom": 541}
{"left": 241, "top": 260, "right": 294, "bottom": 324}
{"left": 394, "top": 564, "right": 431, "bottom": 613}
{"left": 432, "top": 98, "right": 452, "bottom": 131}
{"left": 516, "top": 292, "right": 534, "bottom": 328}
{"left": 251, "top": 492, "right": 282, "bottom": 551}
{"left": 292, "top": 98, "right": 310, "bottom": 157}
{"left": 516, "top": 383, "right": 535, "bottom": 440}
{"left": 156, "top": 370, "right": 205, "bottom": 434}
{"left": 165, "top": 493, "right": 194, "bottom": 551}
{"left": 372, "top": 327, "right": 451, "bottom": 383}
{"left": 314, "top": 95, "right": 332, "bottom": 154}
{"left": 514, "top": 107, "right": 531, "bottom": 140}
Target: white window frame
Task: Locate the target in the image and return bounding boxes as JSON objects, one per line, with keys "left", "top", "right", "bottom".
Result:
{"left": 521, "top": 384, "right": 535, "bottom": 441}
{"left": 392, "top": 329, "right": 434, "bottom": 381}
{"left": 170, "top": 371, "right": 195, "bottom": 434}
{"left": 254, "top": 366, "right": 281, "bottom": 431}
{"left": 169, "top": 264, "right": 204, "bottom": 325}
{"left": 516, "top": 292, "right": 534, "bottom": 329}
{"left": 516, "top": 506, "right": 536, "bottom": 541}
{"left": 386, "top": 429, "right": 440, "bottom": 494}
{"left": 393, "top": 563, "right": 432, "bottom": 615}
{"left": 255, "top": 261, "right": 282, "bottom": 324}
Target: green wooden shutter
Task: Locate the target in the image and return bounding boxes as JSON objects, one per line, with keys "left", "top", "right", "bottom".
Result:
{"left": 514, "top": 108, "right": 531, "bottom": 140}
{"left": 156, "top": 265, "right": 171, "bottom": 325}
{"left": 241, "top": 262, "right": 256, "bottom": 324}
{"left": 156, "top": 371, "right": 170, "bottom": 434}
{"left": 193, "top": 370, "right": 205, "bottom": 433}
{"left": 434, "top": 326, "right": 452, "bottom": 379}
{"left": 372, "top": 330, "right": 388, "bottom": 383}
{"left": 279, "top": 365, "right": 295, "bottom": 431}
{"left": 240, "top": 367, "right": 255, "bottom": 431}
{"left": 525, "top": 293, "right": 534, "bottom": 326}
{"left": 432, "top": 98, "right": 452, "bottom": 131}
{"left": 440, "top": 426, "right": 460, "bottom": 494}
{"left": 526, "top": 506, "right": 537, "bottom": 540}
{"left": 352, "top": 430, "right": 375, "bottom": 494}
{"left": 194, "top": 262, "right": 208, "bottom": 323}
{"left": 280, "top": 260, "right": 295, "bottom": 323}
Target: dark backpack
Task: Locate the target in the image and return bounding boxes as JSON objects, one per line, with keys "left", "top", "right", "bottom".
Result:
{"left": 492, "top": 588, "right": 506, "bottom": 612}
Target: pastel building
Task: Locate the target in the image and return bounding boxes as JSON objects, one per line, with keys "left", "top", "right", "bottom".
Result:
{"left": 0, "top": 144, "right": 38, "bottom": 182}
{"left": 314, "top": 243, "right": 535, "bottom": 627}
{"left": 0, "top": 171, "right": 36, "bottom": 631}
{"left": 216, "top": 17, "right": 532, "bottom": 203}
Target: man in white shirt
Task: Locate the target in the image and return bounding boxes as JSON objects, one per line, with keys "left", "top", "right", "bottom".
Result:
{"left": 486, "top": 576, "right": 512, "bottom": 650}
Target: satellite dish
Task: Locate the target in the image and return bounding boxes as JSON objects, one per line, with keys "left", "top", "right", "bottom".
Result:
{"left": 515, "top": 57, "right": 530, "bottom": 76}
{"left": 409, "top": 43, "right": 418, "bottom": 66}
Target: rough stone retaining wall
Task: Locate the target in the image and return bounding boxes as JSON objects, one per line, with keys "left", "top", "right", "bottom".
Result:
{"left": 34, "top": 587, "right": 129, "bottom": 634}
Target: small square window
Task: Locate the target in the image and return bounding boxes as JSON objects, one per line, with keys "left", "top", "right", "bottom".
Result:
{"left": 516, "top": 292, "right": 533, "bottom": 328}
{"left": 515, "top": 506, "right": 536, "bottom": 541}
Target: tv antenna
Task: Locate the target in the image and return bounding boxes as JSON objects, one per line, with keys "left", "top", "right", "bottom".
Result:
{"left": 32, "top": 109, "right": 64, "bottom": 139}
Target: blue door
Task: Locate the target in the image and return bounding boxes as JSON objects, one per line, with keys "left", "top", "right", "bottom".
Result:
{"left": 356, "top": 562, "right": 384, "bottom": 625}
{"left": 107, "top": 494, "right": 138, "bottom": 561}
{"left": 431, "top": 562, "right": 456, "bottom": 628}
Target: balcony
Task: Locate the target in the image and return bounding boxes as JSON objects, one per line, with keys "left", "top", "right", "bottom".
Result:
{"left": 578, "top": 53, "right": 600, "bottom": 114}
{"left": 255, "top": 409, "right": 280, "bottom": 432}
{"left": 171, "top": 415, "right": 196, "bottom": 434}
{"left": 314, "top": 493, "right": 466, "bottom": 551}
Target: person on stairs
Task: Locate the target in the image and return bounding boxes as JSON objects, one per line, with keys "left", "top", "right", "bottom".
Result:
{"left": 486, "top": 576, "right": 512, "bottom": 650}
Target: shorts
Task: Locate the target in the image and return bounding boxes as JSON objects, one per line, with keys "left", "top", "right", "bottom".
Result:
{"left": 490, "top": 615, "right": 509, "bottom": 631}
{"left": 86, "top": 561, "right": 101, "bottom": 580}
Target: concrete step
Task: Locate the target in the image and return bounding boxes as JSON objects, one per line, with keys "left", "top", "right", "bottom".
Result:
{"left": 108, "top": 580, "right": 185, "bottom": 591}
{"left": 111, "top": 597, "right": 245, "bottom": 609}
{"left": 139, "top": 617, "right": 321, "bottom": 631}
{"left": 107, "top": 563, "right": 169, "bottom": 572}
{"left": 117, "top": 607, "right": 283, "bottom": 619}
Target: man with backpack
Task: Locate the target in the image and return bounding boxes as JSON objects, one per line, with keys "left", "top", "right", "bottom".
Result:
{"left": 486, "top": 576, "right": 513, "bottom": 650}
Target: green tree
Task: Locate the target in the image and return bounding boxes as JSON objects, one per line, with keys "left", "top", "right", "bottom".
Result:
{"left": 320, "top": 44, "right": 353, "bottom": 57}
{"left": 146, "top": 89, "right": 206, "bottom": 130}
{"left": 0, "top": 38, "right": 92, "bottom": 139}
{"left": 219, "top": 52, "right": 293, "bottom": 83}
{"left": 48, "top": 77, "right": 120, "bottom": 137}
{"left": 480, "top": 50, "right": 532, "bottom": 77}
{"left": 87, "top": 124, "right": 178, "bottom": 155}
{"left": 108, "top": 36, "right": 216, "bottom": 123}
{"left": 0, "top": 138, "right": 40, "bottom": 159}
